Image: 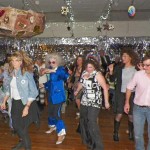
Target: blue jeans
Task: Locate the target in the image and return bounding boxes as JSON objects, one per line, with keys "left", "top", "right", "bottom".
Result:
{"left": 133, "top": 104, "right": 150, "bottom": 150}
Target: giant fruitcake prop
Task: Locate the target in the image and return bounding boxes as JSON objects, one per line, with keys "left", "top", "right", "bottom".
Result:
{"left": 0, "top": 7, "right": 45, "bottom": 38}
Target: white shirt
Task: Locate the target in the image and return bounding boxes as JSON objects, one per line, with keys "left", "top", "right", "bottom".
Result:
{"left": 121, "top": 66, "right": 136, "bottom": 93}
{"left": 10, "top": 76, "right": 21, "bottom": 100}
{"left": 36, "top": 64, "right": 47, "bottom": 84}
{"left": 10, "top": 76, "right": 34, "bottom": 101}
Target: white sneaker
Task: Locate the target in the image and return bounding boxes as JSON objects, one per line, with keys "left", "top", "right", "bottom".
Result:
{"left": 45, "top": 127, "right": 56, "bottom": 134}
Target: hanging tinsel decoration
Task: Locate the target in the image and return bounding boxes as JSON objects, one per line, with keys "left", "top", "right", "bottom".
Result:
{"left": 97, "top": 0, "right": 114, "bottom": 32}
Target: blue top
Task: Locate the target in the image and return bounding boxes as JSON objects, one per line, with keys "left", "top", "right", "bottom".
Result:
{"left": 44, "top": 66, "right": 69, "bottom": 104}
{"left": 5, "top": 69, "right": 38, "bottom": 105}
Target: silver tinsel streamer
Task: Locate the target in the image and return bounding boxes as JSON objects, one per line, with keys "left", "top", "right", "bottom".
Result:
{"left": 0, "top": 37, "right": 149, "bottom": 64}
{"left": 97, "top": 0, "right": 113, "bottom": 28}
{"left": 99, "top": 0, "right": 113, "bottom": 21}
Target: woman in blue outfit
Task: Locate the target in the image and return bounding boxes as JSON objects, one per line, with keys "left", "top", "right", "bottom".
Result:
{"left": 1, "top": 51, "right": 39, "bottom": 150}
{"left": 41, "top": 53, "right": 69, "bottom": 145}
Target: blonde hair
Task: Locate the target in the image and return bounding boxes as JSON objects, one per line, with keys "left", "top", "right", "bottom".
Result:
{"left": 9, "top": 51, "right": 33, "bottom": 74}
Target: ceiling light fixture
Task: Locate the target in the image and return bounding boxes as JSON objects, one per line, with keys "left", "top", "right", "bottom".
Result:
{"left": 35, "top": 0, "right": 40, "bottom": 5}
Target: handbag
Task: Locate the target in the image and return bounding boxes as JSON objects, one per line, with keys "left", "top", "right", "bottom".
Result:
{"left": 70, "top": 66, "right": 77, "bottom": 83}
{"left": 51, "top": 80, "right": 66, "bottom": 104}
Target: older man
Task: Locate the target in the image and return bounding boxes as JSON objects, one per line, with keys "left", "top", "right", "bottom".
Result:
{"left": 124, "top": 54, "right": 150, "bottom": 150}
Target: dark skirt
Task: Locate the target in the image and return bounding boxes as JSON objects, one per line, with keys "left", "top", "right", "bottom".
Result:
{"left": 11, "top": 99, "right": 40, "bottom": 129}
{"left": 114, "top": 92, "right": 134, "bottom": 115}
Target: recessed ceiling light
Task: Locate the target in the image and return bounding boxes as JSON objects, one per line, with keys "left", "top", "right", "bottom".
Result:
{"left": 35, "top": 0, "right": 40, "bottom": 5}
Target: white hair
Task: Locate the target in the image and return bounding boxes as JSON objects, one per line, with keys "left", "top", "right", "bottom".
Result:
{"left": 45, "top": 53, "right": 64, "bottom": 68}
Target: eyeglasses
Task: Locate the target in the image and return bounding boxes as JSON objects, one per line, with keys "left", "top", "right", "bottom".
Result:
{"left": 143, "top": 64, "right": 150, "bottom": 67}
{"left": 49, "top": 61, "right": 56, "bottom": 64}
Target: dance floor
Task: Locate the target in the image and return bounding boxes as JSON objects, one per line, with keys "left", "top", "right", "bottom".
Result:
{"left": 0, "top": 102, "right": 147, "bottom": 150}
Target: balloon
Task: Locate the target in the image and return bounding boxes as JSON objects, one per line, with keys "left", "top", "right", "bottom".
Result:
{"left": 128, "top": 6, "right": 136, "bottom": 17}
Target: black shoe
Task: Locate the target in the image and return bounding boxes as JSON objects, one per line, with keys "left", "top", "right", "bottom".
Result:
{"left": 113, "top": 132, "right": 119, "bottom": 141}
{"left": 128, "top": 121, "right": 134, "bottom": 141}
{"left": 11, "top": 129, "right": 17, "bottom": 136}
{"left": 129, "top": 132, "right": 134, "bottom": 141}
{"left": 76, "top": 123, "right": 81, "bottom": 134}
{"left": 3, "top": 114, "right": 9, "bottom": 123}
{"left": 87, "top": 146, "right": 91, "bottom": 150}
{"left": 11, "top": 141, "right": 24, "bottom": 150}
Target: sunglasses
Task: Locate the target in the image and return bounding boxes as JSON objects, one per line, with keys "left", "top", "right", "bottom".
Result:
{"left": 49, "top": 61, "right": 56, "bottom": 64}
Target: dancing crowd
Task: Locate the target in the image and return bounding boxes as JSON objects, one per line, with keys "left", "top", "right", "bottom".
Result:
{"left": 0, "top": 47, "right": 150, "bottom": 150}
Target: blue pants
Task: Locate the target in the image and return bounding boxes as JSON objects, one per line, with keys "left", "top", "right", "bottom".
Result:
{"left": 48, "top": 101, "right": 66, "bottom": 136}
{"left": 133, "top": 104, "right": 150, "bottom": 150}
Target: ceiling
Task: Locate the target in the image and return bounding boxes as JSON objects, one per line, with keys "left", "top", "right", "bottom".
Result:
{"left": 0, "top": 0, "right": 150, "bottom": 23}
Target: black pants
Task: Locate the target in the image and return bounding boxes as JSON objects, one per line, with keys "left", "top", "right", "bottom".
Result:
{"left": 80, "top": 105, "right": 104, "bottom": 150}
{"left": 48, "top": 101, "right": 62, "bottom": 120}
{"left": 11, "top": 100, "right": 39, "bottom": 149}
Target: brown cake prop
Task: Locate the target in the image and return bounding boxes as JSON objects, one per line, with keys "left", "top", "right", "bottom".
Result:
{"left": 0, "top": 7, "right": 45, "bottom": 38}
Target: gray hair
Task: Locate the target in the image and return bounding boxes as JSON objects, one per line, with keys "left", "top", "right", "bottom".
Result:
{"left": 45, "top": 53, "right": 64, "bottom": 68}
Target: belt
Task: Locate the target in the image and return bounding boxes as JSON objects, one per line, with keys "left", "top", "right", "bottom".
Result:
{"left": 137, "top": 105, "right": 150, "bottom": 108}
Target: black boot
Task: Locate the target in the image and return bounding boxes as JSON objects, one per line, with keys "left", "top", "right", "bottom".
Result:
{"left": 11, "top": 141, "right": 24, "bottom": 150}
{"left": 128, "top": 121, "right": 134, "bottom": 141}
{"left": 113, "top": 120, "right": 120, "bottom": 141}
{"left": 76, "top": 123, "right": 81, "bottom": 134}
{"left": 11, "top": 129, "right": 17, "bottom": 136}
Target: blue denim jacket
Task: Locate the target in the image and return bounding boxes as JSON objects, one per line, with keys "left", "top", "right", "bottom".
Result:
{"left": 6, "top": 69, "right": 38, "bottom": 105}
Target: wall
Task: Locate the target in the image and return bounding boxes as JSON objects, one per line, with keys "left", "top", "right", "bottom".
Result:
{"left": 36, "top": 21, "right": 150, "bottom": 38}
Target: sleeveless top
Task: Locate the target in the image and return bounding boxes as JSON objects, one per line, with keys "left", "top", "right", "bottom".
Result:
{"left": 80, "top": 70, "right": 102, "bottom": 108}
